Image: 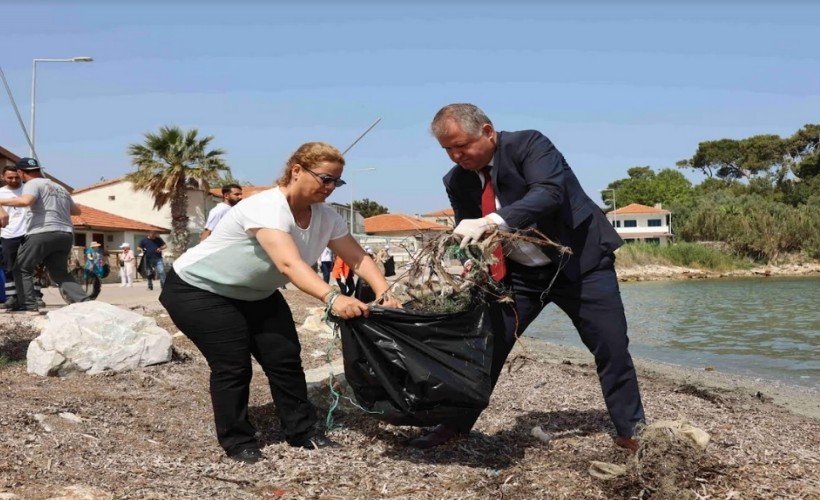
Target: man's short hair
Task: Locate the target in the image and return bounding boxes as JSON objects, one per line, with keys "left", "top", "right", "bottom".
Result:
{"left": 222, "top": 184, "right": 242, "bottom": 195}
{"left": 3, "top": 165, "right": 19, "bottom": 174}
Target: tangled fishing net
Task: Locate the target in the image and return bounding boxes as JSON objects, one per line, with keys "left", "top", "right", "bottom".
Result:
{"left": 384, "top": 228, "right": 571, "bottom": 313}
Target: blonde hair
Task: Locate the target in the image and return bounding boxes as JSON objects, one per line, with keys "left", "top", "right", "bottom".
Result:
{"left": 277, "top": 142, "right": 345, "bottom": 186}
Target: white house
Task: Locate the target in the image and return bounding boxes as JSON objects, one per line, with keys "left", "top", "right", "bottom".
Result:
{"left": 72, "top": 177, "right": 212, "bottom": 248}
{"left": 606, "top": 203, "right": 673, "bottom": 246}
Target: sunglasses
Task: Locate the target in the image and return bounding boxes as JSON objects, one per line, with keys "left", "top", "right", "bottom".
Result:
{"left": 304, "top": 168, "right": 346, "bottom": 187}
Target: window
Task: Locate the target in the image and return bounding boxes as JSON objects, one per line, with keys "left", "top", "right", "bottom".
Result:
{"left": 623, "top": 220, "right": 637, "bottom": 228}
{"left": 108, "top": 195, "right": 116, "bottom": 201}
{"left": 614, "top": 220, "right": 621, "bottom": 228}
{"left": 648, "top": 219, "right": 662, "bottom": 227}
{"left": 644, "top": 238, "right": 660, "bottom": 245}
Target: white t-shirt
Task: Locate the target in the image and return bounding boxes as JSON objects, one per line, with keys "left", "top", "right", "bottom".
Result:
{"left": 173, "top": 187, "right": 349, "bottom": 301}
{"left": 320, "top": 247, "right": 334, "bottom": 262}
{"left": 204, "top": 202, "right": 232, "bottom": 231}
{"left": 0, "top": 185, "right": 28, "bottom": 239}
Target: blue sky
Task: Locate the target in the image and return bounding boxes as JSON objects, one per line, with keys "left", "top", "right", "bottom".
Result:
{"left": 2, "top": 1, "right": 818, "bottom": 215}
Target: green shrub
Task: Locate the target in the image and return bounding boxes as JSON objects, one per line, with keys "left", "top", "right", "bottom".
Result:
{"left": 616, "top": 242, "right": 747, "bottom": 272}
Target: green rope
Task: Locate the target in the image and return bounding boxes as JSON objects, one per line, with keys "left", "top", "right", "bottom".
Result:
{"left": 320, "top": 300, "right": 383, "bottom": 432}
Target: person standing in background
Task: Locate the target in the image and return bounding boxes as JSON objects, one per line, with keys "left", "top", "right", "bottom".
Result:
{"left": 118, "top": 242, "right": 136, "bottom": 287}
{"left": 200, "top": 184, "right": 243, "bottom": 241}
{"left": 139, "top": 231, "right": 167, "bottom": 290}
{"left": 85, "top": 241, "right": 105, "bottom": 279}
{"left": 319, "top": 246, "right": 334, "bottom": 283}
{"left": 0, "top": 166, "right": 28, "bottom": 310}
{"left": 331, "top": 255, "right": 354, "bottom": 296}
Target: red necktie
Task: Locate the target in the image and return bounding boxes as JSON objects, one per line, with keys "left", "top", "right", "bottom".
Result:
{"left": 481, "top": 169, "right": 507, "bottom": 281}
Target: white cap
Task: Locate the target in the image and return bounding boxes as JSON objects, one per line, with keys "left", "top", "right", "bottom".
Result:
{"left": 120, "top": 242, "right": 131, "bottom": 248}
{"left": 365, "top": 245, "right": 373, "bottom": 252}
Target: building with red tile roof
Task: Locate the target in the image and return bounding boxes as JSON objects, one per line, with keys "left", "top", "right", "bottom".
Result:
{"left": 69, "top": 204, "right": 170, "bottom": 257}
{"left": 604, "top": 203, "right": 673, "bottom": 246}
{"left": 71, "top": 177, "right": 213, "bottom": 248}
{"left": 72, "top": 204, "right": 168, "bottom": 233}
{"left": 420, "top": 207, "right": 455, "bottom": 228}
{"left": 364, "top": 213, "right": 450, "bottom": 236}
{"left": 610, "top": 203, "right": 672, "bottom": 215}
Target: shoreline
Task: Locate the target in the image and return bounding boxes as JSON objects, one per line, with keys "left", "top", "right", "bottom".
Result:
{"left": 615, "top": 261, "right": 820, "bottom": 282}
{"left": 518, "top": 336, "right": 820, "bottom": 421}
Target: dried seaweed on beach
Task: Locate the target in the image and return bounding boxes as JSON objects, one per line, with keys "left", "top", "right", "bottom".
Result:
{"left": 386, "top": 229, "right": 571, "bottom": 313}
{"left": 1, "top": 290, "right": 819, "bottom": 499}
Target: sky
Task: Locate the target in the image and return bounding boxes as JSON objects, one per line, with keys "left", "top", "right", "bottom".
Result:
{"left": 2, "top": 1, "right": 818, "bottom": 215}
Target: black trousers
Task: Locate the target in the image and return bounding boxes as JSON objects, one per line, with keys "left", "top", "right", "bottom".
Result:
{"left": 15, "top": 232, "right": 87, "bottom": 308}
{"left": 159, "top": 269, "right": 317, "bottom": 454}
{"left": 448, "top": 254, "right": 645, "bottom": 438}
{"left": 1, "top": 236, "right": 23, "bottom": 282}
{"left": 320, "top": 261, "right": 333, "bottom": 283}
{"left": 2, "top": 236, "right": 24, "bottom": 302}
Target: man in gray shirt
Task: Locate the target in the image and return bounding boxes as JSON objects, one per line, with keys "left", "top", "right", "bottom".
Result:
{"left": 0, "top": 158, "right": 89, "bottom": 312}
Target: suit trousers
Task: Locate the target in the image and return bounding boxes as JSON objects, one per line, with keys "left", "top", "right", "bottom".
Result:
{"left": 159, "top": 269, "right": 318, "bottom": 454}
{"left": 448, "top": 254, "right": 645, "bottom": 438}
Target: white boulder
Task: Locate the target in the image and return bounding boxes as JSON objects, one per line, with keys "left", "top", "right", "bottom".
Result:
{"left": 27, "top": 301, "right": 172, "bottom": 377}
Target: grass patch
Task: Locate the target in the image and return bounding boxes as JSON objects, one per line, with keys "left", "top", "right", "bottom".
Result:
{"left": 615, "top": 242, "right": 750, "bottom": 272}
{"left": 0, "top": 320, "right": 40, "bottom": 367}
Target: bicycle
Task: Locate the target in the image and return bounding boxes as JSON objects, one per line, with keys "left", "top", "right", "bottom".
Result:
{"left": 32, "top": 248, "right": 102, "bottom": 303}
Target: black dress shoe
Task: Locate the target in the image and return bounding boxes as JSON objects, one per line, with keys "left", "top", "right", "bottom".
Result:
{"left": 228, "top": 447, "right": 263, "bottom": 464}
{"left": 406, "top": 424, "right": 461, "bottom": 449}
{"left": 290, "top": 432, "right": 341, "bottom": 450}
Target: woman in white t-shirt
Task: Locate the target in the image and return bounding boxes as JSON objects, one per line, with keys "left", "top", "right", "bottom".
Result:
{"left": 159, "top": 142, "right": 400, "bottom": 464}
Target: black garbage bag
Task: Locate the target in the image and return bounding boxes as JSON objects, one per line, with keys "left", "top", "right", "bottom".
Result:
{"left": 382, "top": 256, "right": 396, "bottom": 277}
{"left": 353, "top": 278, "right": 377, "bottom": 303}
{"left": 340, "top": 304, "right": 492, "bottom": 427}
{"left": 137, "top": 254, "right": 155, "bottom": 280}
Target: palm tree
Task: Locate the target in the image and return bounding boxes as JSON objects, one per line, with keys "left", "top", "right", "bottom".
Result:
{"left": 126, "top": 126, "right": 230, "bottom": 256}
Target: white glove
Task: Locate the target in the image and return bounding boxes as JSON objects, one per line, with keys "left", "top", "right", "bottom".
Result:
{"left": 453, "top": 217, "right": 496, "bottom": 248}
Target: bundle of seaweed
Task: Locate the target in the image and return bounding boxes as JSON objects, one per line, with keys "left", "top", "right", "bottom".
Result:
{"left": 386, "top": 228, "right": 571, "bottom": 313}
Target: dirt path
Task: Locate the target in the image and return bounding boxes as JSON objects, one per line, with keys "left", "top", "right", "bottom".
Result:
{"left": 1, "top": 289, "right": 817, "bottom": 498}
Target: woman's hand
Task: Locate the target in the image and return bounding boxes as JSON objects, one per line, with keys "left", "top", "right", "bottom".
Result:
{"left": 330, "top": 295, "right": 370, "bottom": 319}
{"left": 377, "top": 293, "right": 402, "bottom": 309}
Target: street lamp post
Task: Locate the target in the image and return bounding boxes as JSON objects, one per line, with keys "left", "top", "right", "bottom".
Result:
{"left": 348, "top": 167, "right": 376, "bottom": 235}
{"left": 599, "top": 188, "right": 616, "bottom": 227}
{"left": 30, "top": 56, "right": 94, "bottom": 156}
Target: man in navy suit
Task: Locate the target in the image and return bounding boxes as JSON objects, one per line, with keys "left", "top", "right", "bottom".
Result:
{"left": 408, "top": 103, "right": 645, "bottom": 452}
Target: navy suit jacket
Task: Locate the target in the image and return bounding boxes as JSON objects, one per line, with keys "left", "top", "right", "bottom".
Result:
{"left": 443, "top": 130, "right": 623, "bottom": 281}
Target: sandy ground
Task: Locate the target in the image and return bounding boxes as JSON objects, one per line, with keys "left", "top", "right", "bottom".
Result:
{"left": 0, "top": 283, "right": 818, "bottom": 499}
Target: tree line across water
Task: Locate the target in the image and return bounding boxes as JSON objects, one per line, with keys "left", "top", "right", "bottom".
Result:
{"left": 122, "top": 124, "right": 819, "bottom": 265}
{"left": 601, "top": 124, "right": 820, "bottom": 264}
